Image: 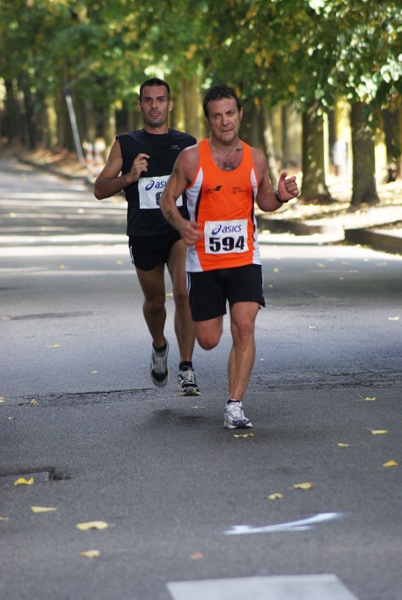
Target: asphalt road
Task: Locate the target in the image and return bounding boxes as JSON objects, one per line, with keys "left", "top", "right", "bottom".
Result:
{"left": 0, "top": 155, "right": 401, "bottom": 600}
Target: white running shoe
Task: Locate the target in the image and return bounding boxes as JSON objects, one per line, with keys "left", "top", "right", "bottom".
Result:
{"left": 178, "top": 367, "right": 200, "bottom": 396}
{"left": 150, "top": 340, "right": 169, "bottom": 387}
{"left": 223, "top": 401, "right": 252, "bottom": 429}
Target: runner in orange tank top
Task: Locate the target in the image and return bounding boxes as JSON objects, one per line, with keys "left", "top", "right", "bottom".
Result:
{"left": 161, "top": 85, "right": 300, "bottom": 430}
{"left": 185, "top": 138, "right": 260, "bottom": 272}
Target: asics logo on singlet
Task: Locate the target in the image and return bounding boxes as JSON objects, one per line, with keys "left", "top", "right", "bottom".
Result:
{"left": 211, "top": 224, "right": 242, "bottom": 235}
{"left": 206, "top": 185, "right": 222, "bottom": 194}
{"left": 145, "top": 180, "right": 166, "bottom": 191}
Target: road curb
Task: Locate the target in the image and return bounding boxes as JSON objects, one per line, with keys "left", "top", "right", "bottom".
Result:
{"left": 257, "top": 214, "right": 402, "bottom": 255}
{"left": 344, "top": 227, "right": 402, "bottom": 255}
{"left": 12, "top": 154, "right": 402, "bottom": 256}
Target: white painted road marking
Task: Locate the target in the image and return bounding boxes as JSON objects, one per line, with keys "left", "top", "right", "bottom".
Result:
{"left": 224, "top": 512, "right": 346, "bottom": 535}
{"left": 167, "top": 574, "right": 361, "bottom": 600}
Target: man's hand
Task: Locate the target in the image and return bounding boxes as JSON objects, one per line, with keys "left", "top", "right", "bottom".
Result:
{"left": 94, "top": 142, "right": 149, "bottom": 200}
{"left": 277, "top": 172, "right": 300, "bottom": 201}
{"left": 179, "top": 220, "right": 203, "bottom": 247}
{"left": 130, "top": 153, "right": 149, "bottom": 181}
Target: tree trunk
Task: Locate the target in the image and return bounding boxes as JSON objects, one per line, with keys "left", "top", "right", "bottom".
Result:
{"left": 259, "top": 104, "right": 279, "bottom": 188}
{"left": 57, "top": 90, "right": 73, "bottom": 150}
{"left": 301, "top": 101, "right": 332, "bottom": 203}
{"left": 4, "top": 79, "right": 21, "bottom": 143}
{"left": 102, "top": 105, "right": 116, "bottom": 159}
{"left": 84, "top": 100, "right": 97, "bottom": 144}
{"left": 46, "top": 96, "right": 58, "bottom": 147}
{"left": 171, "top": 84, "right": 186, "bottom": 133}
{"left": 127, "top": 106, "right": 140, "bottom": 133}
{"left": 241, "top": 102, "right": 259, "bottom": 148}
{"left": 19, "top": 75, "right": 38, "bottom": 150}
{"left": 182, "top": 76, "right": 203, "bottom": 140}
{"left": 350, "top": 101, "right": 379, "bottom": 208}
{"left": 281, "top": 105, "right": 291, "bottom": 168}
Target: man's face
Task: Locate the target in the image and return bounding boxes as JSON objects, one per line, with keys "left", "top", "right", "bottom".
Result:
{"left": 138, "top": 85, "right": 173, "bottom": 129}
{"left": 205, "top": 97, "right": 243, "bottom": 145}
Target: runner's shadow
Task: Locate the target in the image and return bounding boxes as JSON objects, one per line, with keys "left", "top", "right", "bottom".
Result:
{"left": 148, "top": 408, "right": 208, "bottom": 427}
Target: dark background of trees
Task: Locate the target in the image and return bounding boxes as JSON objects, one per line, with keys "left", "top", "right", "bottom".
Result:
{"left": 1, "top": 0, "right": 402, "bottom": 207}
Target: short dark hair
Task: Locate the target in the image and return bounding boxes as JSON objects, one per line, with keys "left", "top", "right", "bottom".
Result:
{"left": 139, "top": 78, "right": 171, "bottom": 101}
{"left": 203, "top": 85, "right": 242, "bottom": 117}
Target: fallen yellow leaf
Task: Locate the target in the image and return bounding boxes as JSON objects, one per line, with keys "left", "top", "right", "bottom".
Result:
{"left": 14, "top": 477, "right": 34, "bottom": 486}
{"left": 0, "top": 397, "right": 6, "bottom": 403}
{"left": 273, "top": 268, "right": 279, "bottom": 273}
{"left": 75, "top": 521, "right": 109, "bottom": 531}
{"left": 388, "top": 317, "right": 399, "bottom": 321}
{"left": 30, "top": 399, "right": 37, "bottom": 406}
{"left": 316, "top": 263, "right": 324, "bottom": 268}
{"left": 47, "top": 344, "right": 61, "bottom": 348}
{"left": 383, "top": 460, "right": 398, "bottom": 467}
{"left": 293, "top": 482, "right": 314, "bottom": 490}
{"left": 234, "top": 433, "right": 254, "bottom": 438}
{"left": 31, "top": 506, "right": 57, "bottom": 513}
{"left": 357, "top": 396, "right": 376, "bottom": 401}
{"left": 338, "top": 443, "right": 349, "bottom": 447}
{"left": 0, "top": 517, "right": 9, "bottom": 521}
{"left": 268, "top": 493, "right": 283, "bottom": 500}
{"left": 189, "top": 552, "right": 203, "bottom": 560}
{"left": 80, "top": 550, "right": 100, "bottom": 558}
{"left": 91, "top": 370, "right": 98, "bottom": 374}
{"left": 369, "top": 429, "right": 388, "bottom": 435}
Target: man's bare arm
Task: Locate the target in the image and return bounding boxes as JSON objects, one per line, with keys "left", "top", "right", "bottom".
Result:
{"left": 160, "top": 147, "right": 203, "bottom": 246}
{"left": 252, "top": 148, "right": 299, "bottom": 211}
{"left": 94, "top": 140, "right": 149, "bottom": 200}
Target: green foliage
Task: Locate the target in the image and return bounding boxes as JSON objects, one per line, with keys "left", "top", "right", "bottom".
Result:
{"left": 1, "top": 0, "right": 401, "bottom": 130}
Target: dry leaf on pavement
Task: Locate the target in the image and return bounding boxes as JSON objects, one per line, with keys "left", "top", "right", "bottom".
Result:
{"left": 293, "top": 482, "right": 314, "bottom": 490}
{"left": 76, "top": 521, "right": 109, "bottom": 531}
{"left": 31, "top": 506, "right": 57, "bottom": 513}
{"left": 14, "top": 477, "right": 34, "bottom": 486}
{"left": 80, "top": 550, "right": 100, "bottom": 558}
{"left": 383, "top": 460, "right": 398, "bottom": 467}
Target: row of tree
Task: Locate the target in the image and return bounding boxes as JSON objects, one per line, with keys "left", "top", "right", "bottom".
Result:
{"left": 1, "top": 0, "right": 402, "bottom": 207}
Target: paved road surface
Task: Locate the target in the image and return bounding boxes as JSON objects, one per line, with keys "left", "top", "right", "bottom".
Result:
{"left": 1, "top": 156, "right": 401, "bottom": 600}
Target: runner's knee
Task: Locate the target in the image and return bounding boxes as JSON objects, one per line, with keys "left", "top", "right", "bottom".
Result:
{"left": 196, "top": 333, "right": 219, "bottom": 351}
{"left": 144, "top": 294, "right": 165, "bottom": 314}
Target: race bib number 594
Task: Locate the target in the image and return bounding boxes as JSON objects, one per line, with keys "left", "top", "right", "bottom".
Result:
{"left": 204, "top": 219, "right": 248, "bottom": 254}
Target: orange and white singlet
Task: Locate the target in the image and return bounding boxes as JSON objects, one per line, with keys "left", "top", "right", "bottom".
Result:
{"left": 185, "top": 139, "right": 261, "bottom": 272}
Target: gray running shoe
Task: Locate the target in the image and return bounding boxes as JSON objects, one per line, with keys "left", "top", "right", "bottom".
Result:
{"left": 150, "top": 340, "right": 169, "bottom": 387}
{"left": 223, "top": 401, "right": 252, "bottom": 429}
{"left": 178, "top": 367, "right": 200, "bottom": 396}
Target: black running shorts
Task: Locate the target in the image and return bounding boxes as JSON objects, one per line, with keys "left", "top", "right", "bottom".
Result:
{"left": 187, "top": 264, "right": 265, "bottom": 322}
{"left": 129, "top": 230, "right": 182, "bottom": 271}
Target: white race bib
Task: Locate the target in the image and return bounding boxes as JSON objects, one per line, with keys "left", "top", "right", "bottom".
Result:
{"left": 204, "top": 219, "right": 248, "bottom": 254}
{"left": 138, "top": 176, "right": 183, "bottom": 210}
